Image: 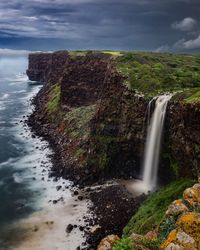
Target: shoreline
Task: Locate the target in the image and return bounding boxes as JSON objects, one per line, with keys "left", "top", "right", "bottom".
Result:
{"left": 26, "top": 86, "right": 147, "bottom": 249}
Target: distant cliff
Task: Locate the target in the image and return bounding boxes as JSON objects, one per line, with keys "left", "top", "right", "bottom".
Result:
{"left": 27, "top": 51, "right": 200, "bottom": 185}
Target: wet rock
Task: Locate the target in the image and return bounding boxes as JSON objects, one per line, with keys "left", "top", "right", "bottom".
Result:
{"left": 66, "top": 224, "right": 74, "bottom": 233}
{"left": 78, "top": 196, "right": 83, "bottom": 201}
{"left": 74, "top": 190, "right": 79, "bottom": 196}
{"left": 79, "top": 226, "right": 84, "bottom": 232}
{"left": 56, "top": 185, "right": 62, "bottom": 191}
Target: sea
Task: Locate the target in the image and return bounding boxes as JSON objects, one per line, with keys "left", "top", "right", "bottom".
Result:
{"left": 0, "top": 55, "right": 88, "bottom": 250}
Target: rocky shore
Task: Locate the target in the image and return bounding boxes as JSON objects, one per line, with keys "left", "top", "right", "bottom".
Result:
{"left": 27, "top": 85, "right": 147, "bottom": 249}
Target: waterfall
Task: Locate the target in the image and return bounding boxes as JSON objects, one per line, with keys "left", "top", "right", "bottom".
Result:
{"left": 142, "top": 94, "right": 172, "bottom": 191}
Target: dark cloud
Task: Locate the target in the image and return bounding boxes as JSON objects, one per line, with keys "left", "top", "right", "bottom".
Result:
{"left": 0, "top": 0, "right": 199, "bottom": 52}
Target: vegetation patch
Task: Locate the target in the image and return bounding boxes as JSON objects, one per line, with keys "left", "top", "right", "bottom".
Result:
{"left": 116, "top": 52, "right": 200, "bottom": 99}
{"left": 123, "top": 179, "right": 195, "bottom": 236}
{"left": 113, "top": 238, "right": 135, "bottom": 250}
{"left": 64, "top": 105, "right": 96, "bottom": 139}
{"left": 46, "top": 84, "right": 61, "bottom": 114}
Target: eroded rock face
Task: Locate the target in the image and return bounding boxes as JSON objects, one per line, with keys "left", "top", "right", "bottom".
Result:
{"left": 168, "top": 102, "right": 200, "bottom": 178}
{"left": 60, "top": 53, "right": 111, "bottom": 107}
{"left": 26, "top": 51, "right": 70, "bottom": 85}
{"left": 26, "top": 53, "right": 52, "bottom": 82}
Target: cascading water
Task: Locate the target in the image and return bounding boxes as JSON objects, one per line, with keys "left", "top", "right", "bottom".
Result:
{"left": 142, "top": 94, "right": 172, "bottom": 191}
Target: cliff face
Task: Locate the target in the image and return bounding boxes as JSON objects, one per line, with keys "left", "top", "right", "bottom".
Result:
{"left": 168, "top": 102, "right": 200, "bottom": 177}
{"left": 27, "top": 51, "right": 200, "bottom": 185}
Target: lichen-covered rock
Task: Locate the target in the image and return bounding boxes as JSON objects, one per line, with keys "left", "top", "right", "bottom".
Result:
{"left": 97, "top": 235, "right": 120, "bottom": 250}
{"left": 129, "top": 233, "right": 145, "bottom": 242}
{"left": 165, "top": 199, "right": 189, "bottom": 216}
{"left": 145, "top": 230, "right": 158, "bottom": 240}
{"left": 176, "top": 212, "right": 200, "bottom": 241}
{"left": 160, "top": 229, "right": 198, "bottom": 250}
{"left": 183, "top": 184, "right": 200, "bottom": 210}
{"left": 165, "top": 242, "right": 183, "bottom": 250}
{"left": 161, "top": 212, "right": 200, "bottom": 250}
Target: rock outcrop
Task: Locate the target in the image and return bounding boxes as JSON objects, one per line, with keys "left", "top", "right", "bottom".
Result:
{"left": 160, "top": 181, "right": 200, "bottom": 250}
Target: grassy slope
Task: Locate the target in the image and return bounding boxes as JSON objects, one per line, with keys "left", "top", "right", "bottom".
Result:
{"left": 123, "top": 179, "right": 195, "bottom": 237}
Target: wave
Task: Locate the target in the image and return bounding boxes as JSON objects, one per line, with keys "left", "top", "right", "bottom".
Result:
{"left": 12, "top": 90, "right": 26, "bottom": 94}
{"left": 0, "top": 93, "right": 9, "bottom": 100}
{"left": 0, "top": 93, "right": 10, "bottom": 111}
{"left": 13, "top": 173, "right": 24, "bottom": 184}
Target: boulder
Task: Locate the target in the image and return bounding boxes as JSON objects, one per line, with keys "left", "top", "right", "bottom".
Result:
{"left": 183, "top": 184, "right": 200, "bottom": 210}
{"left": 161, "top": 212, "right": 200, "bottom": 250}
{"left": 97, "top": 235, "right": 120, "bottom": 250}
{"left": 165, "top": 199, "right": 189, "bottom": 216}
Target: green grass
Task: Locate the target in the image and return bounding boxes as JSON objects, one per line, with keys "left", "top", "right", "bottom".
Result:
{"left": 64, "top": 105, "right": 96, "bottom": 139}
{"left": 123, "top": 179, "right": 195, "bottom": 236}
{"left": 103, "top": 51, "right": 123, "bottom": 56}
{"left": 115, "top": 52, "right": 200, "bottom": 99}
{"left": 46, "top": 84, "right": 61, "bottom": 114}
{"left": 113, "top": 238, "right": 135, "bottom": 250}
{"left": 184, "top": 89, "right": 200, "bottom": 103}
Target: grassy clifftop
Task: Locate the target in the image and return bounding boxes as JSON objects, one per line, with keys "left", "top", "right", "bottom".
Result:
{"left": 115, "top": 51, "right": 200, "bottom": 99}
{"left": 69, "top": 50, "right": 200, "bottom": 101}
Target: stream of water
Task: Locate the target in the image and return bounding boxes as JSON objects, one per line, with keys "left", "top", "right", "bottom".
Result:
{"left": 142, "top": 94, "right": 172, "bottom": 191}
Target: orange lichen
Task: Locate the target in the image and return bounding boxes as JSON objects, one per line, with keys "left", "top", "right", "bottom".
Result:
{"left": 160, "top": 229, "right": 178, "bottom": 249}
{"left": 183, "top": 184, "right": 200, "bottom": 210}
{"left": 166, "top": 199, "right": 189, "bottom": 216}
{"left": 176, "top": 212, "right": 200, "bottom": 241}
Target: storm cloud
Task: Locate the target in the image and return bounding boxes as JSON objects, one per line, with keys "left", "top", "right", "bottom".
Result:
{"left": 0, "top": 0, "right": 200, "bottom": 52}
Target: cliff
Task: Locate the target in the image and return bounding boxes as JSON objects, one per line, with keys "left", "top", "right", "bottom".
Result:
{"left": 27, "top": 51, "right": 200, "bottom": 185}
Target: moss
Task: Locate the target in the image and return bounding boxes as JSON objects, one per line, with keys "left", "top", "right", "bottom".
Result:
{"left": 64, "top": 105, "right": 96, "bottom": 139}
{"left": 74, "top": 148, "right": 86, "bottom": 160}
{"left": 159, "top": 216, "right": 177, "bottom": 241}
{"left": 138, "top": 238, "right": 161, "bottom": 250}
{"left": 123, "top": 179, "right": 195, "bottom": 236}
{"left": 87, "top": 136, "right": 117, "bottom": 170}
{"left": 113, "top": 238, "right": 135, "bottom": 250}
{"left": 163, "top": 152, "right": 180, "bottom": 178}
{"left": 46, "top": 84, "right": 61, "bottom": 114}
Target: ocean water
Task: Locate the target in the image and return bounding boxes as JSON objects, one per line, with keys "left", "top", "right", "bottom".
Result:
{"left": 0, "top": 56, "right": 88, "bottom": 250}
{"left": 0, "top": 56, "right": 42, "bottom": 225}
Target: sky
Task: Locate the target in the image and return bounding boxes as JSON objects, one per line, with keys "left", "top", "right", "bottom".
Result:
{"left": 0, "top": 0, "right": 200, "bottom": 54}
